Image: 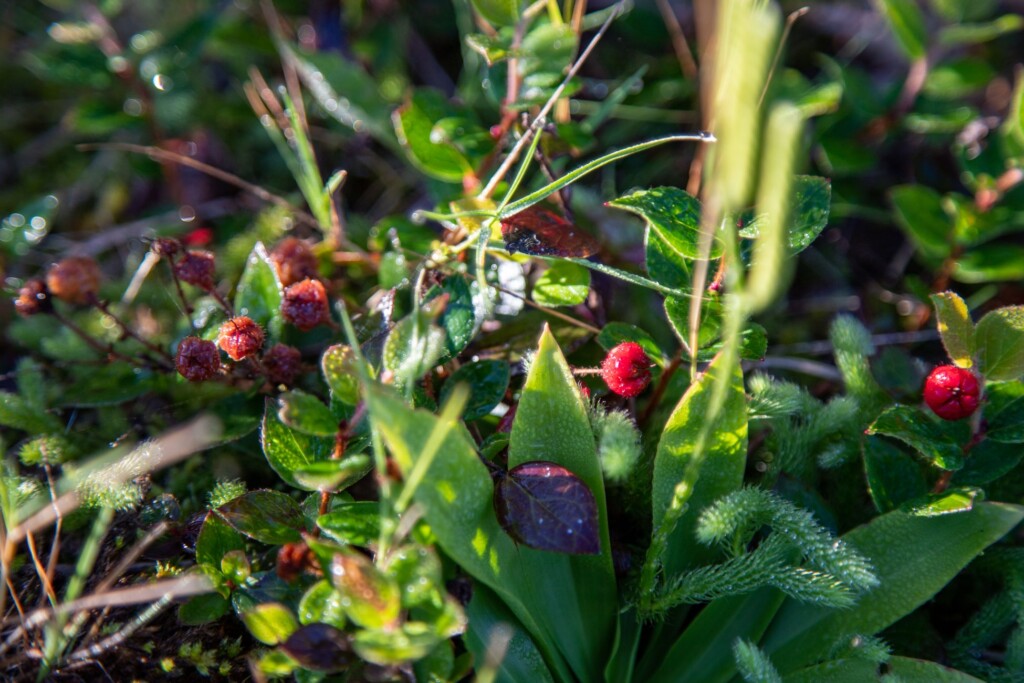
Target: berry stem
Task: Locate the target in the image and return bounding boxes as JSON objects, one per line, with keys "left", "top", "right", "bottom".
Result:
{"left": 640, "top": 351, "right": 683, "bottom": 427}
{"left": 92, "top": 297, "right": 175, "bottom": 367}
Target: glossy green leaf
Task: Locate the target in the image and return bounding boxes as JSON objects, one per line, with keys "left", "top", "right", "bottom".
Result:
{"left": 867, "top": 405, "right": 966, "bottom": 470}
{"left": 195, "top": 513, "right": 246, "bottom": 567}
{"left": 609, "top": 186, "right": 717, "bottom": 260}
{"left": 737, "top": 176, "right": 832, "bottom": 253}
{"left": 954, "top": 244, "right": 1024, "bottom": 283}
{"left": 874, "top": 0, "right": 927, "bottom": 59}
{"left": 903, "top": 487, "right": 982, "bottom": 516}
{"left": 939, "top": 14, "right": 1024, "bottom": 46}
{"left": 293, "top": 456, "right": 372, "bottom": 492}
{"left": 885, "top": 656, "right": 986, "bottom": 681}
{"left": 470, "top": 0, "right": 520, "bottom": 26}
{"left": 352, "top": 626, "right": 441, "bottom": 666}
{"left": 393, "top": 89, "right": 473, "bottom": 182}
{"left": 863, "top": 436, "right": 927, "bottom": 513}
{"left": 262, "top": 398, "right": 336, "bottom": 489}
{"left": 930, "top": 292, "right": 975, "bottom": 368}
{"left": 533, "top": 261, "right": 591, "bottom": 307}
{"left": 597, "top": 322, "right": 665, "bottom": 368}
{"left": 652, "top": 353, "right": 747, "bottom": 575}
{"left": 983, "top": 382, "right": 1024, "bottom": 443}
{"left": 277, "top": 389, "right": 338, "bottom": 437}
{"left": 781, "top": 658, "right": 879, "bottom": 683}
{"left": 762, "top": 502, "right": 1024, "bottom": 672}
{"left": 214, "top": 490, "right": 306, "bottom": 544}
{"left": 321, "top": 344, "right": 361, "bottom": 406}
{"left": 439, "top": 360, "right": 510, "bottom": 421}
{"left": 378, "top": 250, "right": 408, "bottom": 289}
{"left": 645, "top": 226, "right": 693, "bottom": 291}
{"left": 385, "top": 544, "right": 443, "bottom": 608}
{"left": 664, "top": 296, "right": 723, "bottom": 350}
{"left": 234, "top": 242, "right": 283, "bottom": 341}
{"left": 382, "top": 313, "right": 446, "bottom": 389}
{"left": 241, "top": 602, "right": 299, "bottom": 645}
{"left": 466, "top": 31, "right": 512, "bottom": 65}
{"left": 432, "top": 275, "right": 478, "bottom": 361}
{"left": 890, "top": 185, "right": 951, "bottom": 259}
{"left": 975, "top": 306, "right": 1024, "bottom": 381}
{"left": 178, "top": 592, "right": 230, "bottom": 625}
{"left": 464, "top": 584, "right": 556, "bottom": 683}
{"left": 298, "top": 580, "right": 347, "bottom": 628}
{"left": 317, "top": 501, "right": 381, "bottom": 546}
{"left": 952, "top": 439, "right": 1023, "bottom": 485}
{"left": 330, "top": 551, "right": 401, "bottom": 630}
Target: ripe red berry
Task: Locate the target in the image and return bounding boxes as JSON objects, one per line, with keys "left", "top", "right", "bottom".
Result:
{"left": 281, "top": 278, "right": 330, "bottom": 331}
{"left": 175, "top": 336, "right": 220, "bottom": 382}
{"left": 46, "top": 256, "right": 101, "bottom": 305}
{"left": 923, "top": 365, "right": 980, "bottom": 421}
{"left": 217, "top": 316, "right": 265, "bottom": 361}
{"left": 270, "top": 237, "right": 318, "bottom": 287}
{"left": 174, "top": 250, "right": 216, "bottom": 290}
{"left": 14, "top": 279, "right": 51, "bottom": 317}
{"left": 262, "top": 343, "right": 302, "bottom": 386}
{"left": 601, "top": 342, "right": 652, "bottom": 398}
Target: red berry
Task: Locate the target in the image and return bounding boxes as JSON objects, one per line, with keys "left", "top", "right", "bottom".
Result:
{"left": 262, "top": 343, "right": 302, "bottom": 386}
{"left": 281, "top": 278, "right": 330, "bottom": 331}
{"left": 270, "top": 237, "right": 318, "bottom": 287}
{"left": 174, "top": 250, "right": 216, "bottom": 290}
{"left": 175, "top": 336, "right": 220, "bottom": 382}
{"left": 151, "top": 237, "right": 181, "bottom": 258}
{"left": 217, "top": 316, "right": 265, "bottom": 361}
{"left": 46, "top": 256, "right": 101, "bottom": 305}
{"left": 923, "top": 365, "right": 980, "bottom": 421}
{"left": 14, "top": 279, "right": 51, "bottom": 317}
{"left": 276, "top": 541, "right": 317, "bottom": 582}
{"left": 601, "top": 342, "right": 652, "bottom": 398}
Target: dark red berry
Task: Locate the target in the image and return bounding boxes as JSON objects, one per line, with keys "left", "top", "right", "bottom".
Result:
{"left": 281, "top": 278, "right": 330, "bottom": 331}
{"left": 14, "top": 279, "right": 51, "bottom": 317}
{"left": 174, "top": 250, "right": 216, "bottom": 290}
{"left": 270, "top": 237, "right": 318, "bottom": 287}
{"left": 276, "top": 541, "right": 317, "bottom": 582}
{"left": 183, "top": 226, "right": 214, "bottom": 246}
{"left": 262, "top": 343, "right": 302, "bottom": 386}
{"left": 175, "top": 336, "right": 220, "bottom": 382}
{"left": 151, "top": 238, "right": 181, "bottom": 258}
{"left": 217, "top": 316, "right": 265, "bottom": 361}
{"left": 601, "top": 342, "right": 652, "bottom": 398}
{"left": 46, "top": 256, "right": 101, "bottom": 305}
{"left": 924, "top": 365, "right": 980, "bottom": 421}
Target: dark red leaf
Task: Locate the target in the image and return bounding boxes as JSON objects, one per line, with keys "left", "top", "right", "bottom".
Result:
{"left": 280, "top": 623, "right": 353, "bottom": 672}
{"left": 494, "top": 461, "right": 600, "bottom": 554}
{"left": 500, "top": 206, "right": 600, "bottom": 258}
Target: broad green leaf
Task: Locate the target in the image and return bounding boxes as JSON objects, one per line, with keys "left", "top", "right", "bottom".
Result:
{"left": 241, "top": 602, "right": 299, "bottom": 645}
{"left": 393, "top": 89, "right": 473, "bottom": 182}
{"left": 278, "top": 390, "right": 338, "bottom": 437}
{"left": 470, "top": 0, "right": 520, "bottom": 26}
{"left": 867, "top": 405, "right": 966, "bottom": 470}
{"left": 466, "top": 31, "right": 512, "bottom": 65}
{"left": 195, "top": 513, "right": 245, "bottom": 567}
{"left": 890, "top": 185, "right": 951, "bottom": 259}
{"left": 762, "top": 502, "right": 1024, "bottom": 672}
{"left": 652, "top": 353, "right": 747, "bottom": 575}
{"left": 923, "top": 59, "right": 997, "bottom": 99}
{"left": 975, "top": 306, "right": 1024, "bottom": 381}
{"left": 293, "top": 457, "right": 372, "bottom": 492}
{"left": 954, "top": 244, "right": 1024, "bottom": 283}
{"left": 874, "top": 0, "right": 927, "bottom": 59}
{"left": 939, "top": 14, "right": 1024, "bottom": 46}
{"left": 330, "top": 551, "right": 401, "bottom": 630}
{"left": 262, "top": 399, "right": 336, "bottom": 489}
{"left": 533, "top": 261, "right": 591, "bottom": 307}
{"left": 321, "top": 345, "right": 361, "bottom": 406}
{"left": 984, "top": 382, "right": 1024, "bottom": 443}
{"left": 352, "top": 626, "right": 442, "bottom": 666}
{"left": 781, "top": 658, "right": 879, "bottom": 683}
{"left": 930, "top": 292, "right": 975, "bottom": 368}
{"left": 0, "top": 391, "right": 61, "bottom": 434}
{"left": 234, "top": 242, "right": 283, "bottom": 341}
{"left": 439, "top": 360, "right": 510, "bottom": 421}
{"left": 664, "top": 296, "right": 723, "bottom": 350}
{"left": 904, "top": 487, "right": 981, "bottom": 516}
{"left": 609, "top": 186, "right": 717, "bottom": 260}
{"left": 645, "top": 226, "right": 693, "bottom": 291}
{"left": 863, "top": 436, "right": 927, "bottom": 513}
{"left": 298, "top": 580, "right": 347, "bottom": 628}
{"left": 383, "top": 313, "right": 446, "bottom": 389}
{"left": 178, "top": 592, "right": 230, "bottom": 625}
{"left": 427, "top": 275, "right": 479, "bottom": 362}
{"left": 953, "top": 439, "right": 1023, "bottom": 485}
{"left": 597, "top": 322, "right": 665, "bottom": 368}
{"left": 378, "top": 250, "right": 408, "bottom": 289}
{"left": 318, "top": 501, "right": 381, "bottom": 546}
{"left": 215, "top": 490, "right": 307, "bottom": 544}
{"left": 885, "top": 656, "right": 986, "bottom": 681}
{"left": 1002, "top": 70, "right": 1024, "bottom": 163}
{"left": 737, "top": 176, "right": 832, "bottom": 253}
{"left": 464, "top": 584, "right": 555, "bottom": 683}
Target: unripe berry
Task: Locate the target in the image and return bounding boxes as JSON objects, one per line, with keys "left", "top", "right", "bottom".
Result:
{"left": 151, "top": 238, "right": 181, "bottom": 258}
{"left": 46, "top": 256, "right": 101, "bottom": 305}
{"left": 281, "top": 278, "right": 330, "bottom": 331}
{"left": 262, "top": 343, "right": 302, "bottom": 386}
{"left": 217, "top": 316, "right": 265, "bottom": 361}
{"left": 270, "top": 237, "right": 318, "bottom": 287}
{"left": 174, "top": 250, "right": 216, "bottom": 290}
{"left": 924, "top": 365, "right": 980, "bottom": 421}
{"left": 601, "top": 342, "right": 652, "bottom": 398}
{"left": 175, "top": 336, "right": 220, "bottom": 382}
{"left": 14, "top": 279, "right": 51, "bottom": 317}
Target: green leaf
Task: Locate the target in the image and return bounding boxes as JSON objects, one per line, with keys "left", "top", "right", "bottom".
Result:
{"left": 0, "top": 391, "right": 61, "bottom": 434}
{"left": 278, "top": 390, "right": 338, "bottom": 437}
{"left": 975, "top": 306, "right": 1024, "bottom": 382}
{"left": 939, "top": 14, "right": 1024, "bottom": 46}
{"left": 317, "top": 501, "right": 381, "bottom": 546}
{"left": 61, "top": 363, "right": 167, "bottom": 408}
{"left": 234, "top": 242, "right": 283, "bottom": 341}
{"left": 781, "top": 659, "right": 879, "bottom": 683}
{"left": 330, "top": 551, "right": 401, "bottom": 630}
{"left": 885, "top": 656, "right": 986, "bottom": 681}
{"left": 983, "top": 382, "right": 1024, "bottom": 443}
{"left": 863, "top": 436, "right": 927, "bottom": 513}
{"left": 609, "top": 186, "right": 717, "bottom": 260}
{"left": 904, "top": 487, "right": 982, "bottom": 516}
{"left": 923, "top": 59, "right": 997, "bottom": 99}
{"left": 954, "top": 244, "right": 1024, "bottom": 283}
{"left": 321, "top": 344, "right": 361, "bottom": 406}
{"left": 262, "top": 399, "right": 336, "bottom": 489}
{"left": 762, "top": 502, "right": 1024, "bottom": 673}
{"left": 466, "top": 31, "right": 512, "bottom": 65}
{"left": 428, "top": 275, "right": 479, "bottom": 361}
{"left": 241, "top": 602, "right": 299, "bottom": 645}
{"left": 737, "top": 176, "right": 832, "bottom": 253}
{"left": 464, "top": 584, "right": 556, "bottom": 683}
{"left": 16, "top": 358, "right": 46, "bottom": 410}
{"left": 597, "top": 323, "right": 665, "bottom": 368}
{"left": 470, "top": 0, "right": 520, "bottom": 26}
{"left": 867, "top": 405, "right": 966, "bottom": 470}
{"left": 533, "top": 261, "right": 591, "bottom": 307}
{"left": 195, "top": 513, "right": 246, "bottom": 568}
{"left": 890, "top": 185, "right": 952, "bottom": 259}
{"left": 645, "top": 226, "right": 693, "bottom": 291}
{"left": 293, "top": 457, "right": 372, "bottom": 492}
{"left": 874, "top": 0, "right": 927, "bottom": 59}
{"left": 298, "top": 580, "right": 347, "bottom": 628}
{"left": 214, "top": 490, "right": 307, "bottom": 544}
{"left": 652, "top": 353, "right": 748, "bottom": 575}
{"left": 382, "top": 313, "right": 446, "bottom": 389}
{"left": 439, "top": 360, "right": 510, "bottom": 421}
{"left": 393, "top": 89, "right": 473, "bottom": 182}
{"left": 952, "top": 439, "right": 1023, "bottom": 486}
{"left": 352, "top": 626, "right": 441, "bottom": 666}
{"left": 930, "top": 292, "right": 975, "bottom": 368}
{"left": 1002, "top": 69, "right": 1024, "bottom": 163}
{"left": 378, "top": 250, "right": 408, "bottom": 289}
{"left": 178, "top": 593, "right": 230, "bottom": 625}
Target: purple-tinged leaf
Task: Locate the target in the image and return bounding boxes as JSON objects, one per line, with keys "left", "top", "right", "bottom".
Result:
{"left": 494, "top": 461, "right": 599, "bottom": 555}
{"left": 280, "top": 623, "right": 354, "bottom": 672}
{"left": 214, "top": 490, "right": 306, "bottom": 544}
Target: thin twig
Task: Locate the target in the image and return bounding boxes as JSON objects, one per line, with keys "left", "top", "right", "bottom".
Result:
{"left": 655, "top": 0, "right": 698, "bottom": 81}
{"left": 758, "top": 7, "right": 810, "bottom": 108}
